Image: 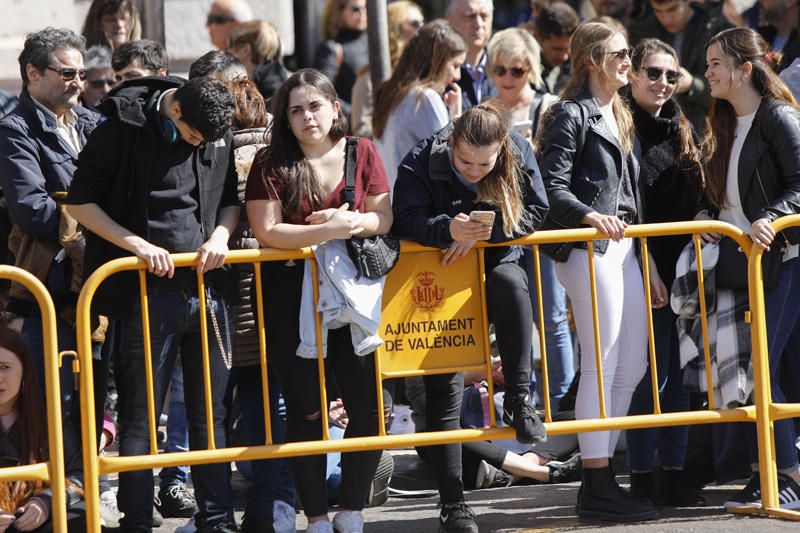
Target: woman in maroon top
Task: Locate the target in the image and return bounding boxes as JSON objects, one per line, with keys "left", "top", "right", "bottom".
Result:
{"left": 245, "top": 69, "right": 392, "bottom": 533}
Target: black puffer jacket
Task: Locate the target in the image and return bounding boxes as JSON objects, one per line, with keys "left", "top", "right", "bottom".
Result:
{"left": 631, "top": 96, "right": 702, "bottom": 286}
{"left": 731, "top": 97, "right": 800, "bottom": 244}
{"left": 536, "top": 90, "right": 644, "bottom": 261}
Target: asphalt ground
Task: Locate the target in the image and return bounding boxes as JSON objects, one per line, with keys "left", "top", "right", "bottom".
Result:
{"left": 148, "top": 450, "right": 799, "bottom": 532}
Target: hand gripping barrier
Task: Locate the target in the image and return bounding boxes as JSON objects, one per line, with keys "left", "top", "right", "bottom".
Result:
{"left": 0, "top": 266, "right": 67, "bottom": 532}
{"left": 73, "top": 219, "right": 787, "bottom": 530}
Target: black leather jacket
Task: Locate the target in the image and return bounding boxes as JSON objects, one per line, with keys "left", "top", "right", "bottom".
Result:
{"left": 732, "top": 97, "right": 800, "bottom": 244}
{"left": 537, "top": 91, "right": 644, "bottom": 261}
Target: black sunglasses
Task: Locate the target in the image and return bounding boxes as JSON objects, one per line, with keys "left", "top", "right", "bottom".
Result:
{"left": 644, "top": 66, "right": 683, "bottom": 85}
{"left": 88, "top": 78, "right": 115, "bottom": 89}
{"left": 493, "top": 65, "right": 529, "bottom": 79}
{"left": 605, "top": 48, "right": 631, "bottom": 60}
{"left": 46, "top": 66, "right": 88, "bottom": 81}
{"left": 207, "top": 13, "right": 235, "bottom": 25}
{"left": 408, "top": 19, "right": 424, "bottom": 29}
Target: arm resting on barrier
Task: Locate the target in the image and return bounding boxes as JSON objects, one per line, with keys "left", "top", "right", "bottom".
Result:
{"left": 196, "top": 205, "right": 240, "bottom": 273}
{"left": 64, "top": 203, "right": 175, "bottom": 278}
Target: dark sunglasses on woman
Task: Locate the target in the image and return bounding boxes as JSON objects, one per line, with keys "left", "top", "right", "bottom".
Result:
{"left": 604, "top": 48, "right": 631, "bottom": 60}
{"left": 207, "top": 13, "right": 235, "bottom": 25}
{"left": 46, "top": 66, "right": 88, "bottom": 82}
{"left": 493, "top": 65, "right": 529, "bottom": 79}
{"left": 645, "top": 66, "right": 682, "bottom": 85}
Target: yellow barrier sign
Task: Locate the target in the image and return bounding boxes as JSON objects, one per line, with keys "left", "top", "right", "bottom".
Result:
{"left": 379, "top": 249, "right": 487, "bottom": 374}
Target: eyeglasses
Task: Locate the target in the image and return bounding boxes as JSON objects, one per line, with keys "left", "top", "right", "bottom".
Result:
{"left": 88, "top": 78, "right": 115, "bottom": 89}
{"left": 46, "top": 66, "right": 88, "bottom": 82}
{"left": 644, "top": 66, "right": 683, "bottom": 85}
{"left": 493, "top": 65, "right": 529, "bottom": 79}
{"left": 206, "top": 13, "right": 235, "bottom": 25}
{"left": 605, "top": 48, "right": 631, "bottom": 60}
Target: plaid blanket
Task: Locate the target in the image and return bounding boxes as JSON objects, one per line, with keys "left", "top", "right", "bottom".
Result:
{"left": 670, "top": 241, "right": 753, "bottom": 408}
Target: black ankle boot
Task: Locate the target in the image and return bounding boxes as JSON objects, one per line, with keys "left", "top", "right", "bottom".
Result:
{"left": 577, "top": 466, "right": 659, "bottom": 522}
{"left": 659, "top": 468, "right": 706, "bottom": 507}
{"left": 630, "top": 471, "right": 658, "bottom": 503}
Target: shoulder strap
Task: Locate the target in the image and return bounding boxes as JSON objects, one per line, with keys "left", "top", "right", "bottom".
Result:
{"left": 569, "top": 101, "right": 588, "bottom": 179}
{"left": 343, "top": 137, "right": 359, "bottom": 208}
{"left": 529, "top": 91, "right": 545, "bottom": 134}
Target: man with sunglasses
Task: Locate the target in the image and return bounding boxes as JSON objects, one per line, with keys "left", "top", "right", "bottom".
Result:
{"left": 629, "top": 0, "right": 733, "bottom": 131}
{"left": 206, "top": 0, "right": 253, "bottom": 50}
{"left": 82, "top": 45, "right": 115, "bottom": 112}
{"left": 0, "top": 26, "right": 99, "bottom": 519}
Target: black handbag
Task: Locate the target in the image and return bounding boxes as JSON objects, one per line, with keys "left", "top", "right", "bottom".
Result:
{"left": 342, "top": 138, "right": 400, "bottom": 280}
{"left": 715, "top": 236, "right": 782, "bottom": 291}
{"left": 715, "top": 169, "right": 784, "bottom": 291}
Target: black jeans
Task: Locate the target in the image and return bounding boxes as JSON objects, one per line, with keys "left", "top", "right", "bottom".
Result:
{"left": 487, "top": 261, "right": 534, "bottom": 399}
{"left": 259, "top": 261, "right": 382, "bottom": 517}
{"left": 116, "top": 287, "right": 234, "bottom": 531}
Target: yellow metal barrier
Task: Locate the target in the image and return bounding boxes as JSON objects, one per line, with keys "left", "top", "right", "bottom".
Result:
{"left": 731, "top": 214, "right": 800, "bottom": 521}
{"left": 75, "top": 220, "right": 767, "bottom": 531}
{"left": 0, "top": 266, "right": 67, "bottom": 532}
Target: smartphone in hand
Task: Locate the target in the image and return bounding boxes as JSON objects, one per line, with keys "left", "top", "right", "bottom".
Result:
{"left": 469, "top": 210, "right": 496, "bottom": 227}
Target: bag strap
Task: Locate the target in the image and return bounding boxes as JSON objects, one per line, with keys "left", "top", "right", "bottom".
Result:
{"left": 343, "top": 137, "right": 359, "bottom": 209}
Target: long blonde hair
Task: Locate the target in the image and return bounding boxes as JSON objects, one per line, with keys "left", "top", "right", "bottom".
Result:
{"left": 451, "top": 103, "right": 531, "bottom": 237}
{"left": 559, "top": 22, "right": 634, "bottom": 154}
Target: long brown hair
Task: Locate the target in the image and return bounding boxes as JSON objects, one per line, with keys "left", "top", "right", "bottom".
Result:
{"left": 261, "top": 69, "right": 348, "bottom": 216}
{"left": 228, "top": 78, "right": 269, "bottom": 130}
{"left": 630, "top": 38, "right": 704, "bottom": 194}
{"left": 81, "top": 0, "right": 141, "bottom": 49}
{"left": 558, "top": 22, "right": 635, "bottom": 155}
{"left": 0, "top": 327, "right": 47, "bottom": 509}
{"left": 451, "top": 102, "right": 531, "bottom": 237}
{"left": 702, "top": 28, "right": 798, "bottom": 209}
{"left": 373, "top": 19, "right": 466, "bottom": 139}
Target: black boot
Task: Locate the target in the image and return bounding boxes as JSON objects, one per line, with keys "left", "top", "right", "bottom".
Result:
{"left": 577, "top": 466, "right": 659, "bottom": 522}
{"left": 659, "top": 468, "right": 706, "bottom": 506}
{"left": 629, "top": 471, "right": 658, "bottom": 503}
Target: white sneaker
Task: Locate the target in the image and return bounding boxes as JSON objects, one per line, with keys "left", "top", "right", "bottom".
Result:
{"left": 273, "top": 499, "right": 297, "bottom": 533}
{"left": 331, "top": 510, "right": 363, "bottom": 533}
{"left": 99, "top": 490, "right": 123, "bottom": 528}
{"left": 305, "top": 520, "right": 333, "bottom": 533}
{"left": 175, "top": 517, "right": 197, "bottom": 533}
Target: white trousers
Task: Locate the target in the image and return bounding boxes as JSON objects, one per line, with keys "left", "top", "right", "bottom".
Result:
{"left": 555, "top": 238, "right": 648, "bottom": 459}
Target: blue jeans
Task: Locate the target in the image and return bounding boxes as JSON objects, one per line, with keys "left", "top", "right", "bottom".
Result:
{"left": 116, "top": 287, "right": 233, "bottom": 531}
{"left": 747, "top": 257, "right": 800, "bottom": 471}
{"left": 522, "top": 248, "right": 576, "bottom": 409}
{"left": 159, "top": 364, "right": 190, "bottom": 488}
{"left": 232, "top": 365, "right": 295, "bottom": 518}
{"left": 626, "top": 306, "right": 690, "bottom": 470}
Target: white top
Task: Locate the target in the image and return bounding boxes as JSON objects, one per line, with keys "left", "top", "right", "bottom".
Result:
{"left": 375, "top": 86, "right": 449, "bottom": 198}
{"left": 719, "top": 110, "right": 757, "bottom": 234}
{"left": 720, "top": 109, "right": 798, "bottom": 260}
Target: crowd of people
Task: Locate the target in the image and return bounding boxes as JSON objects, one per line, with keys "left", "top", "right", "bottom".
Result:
{"left": 1, "top": 0, "right": 800, "bottom": 531}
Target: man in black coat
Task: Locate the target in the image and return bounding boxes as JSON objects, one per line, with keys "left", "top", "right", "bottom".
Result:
{"left": 66, "top": 76, "right": 240, "bottom": 533}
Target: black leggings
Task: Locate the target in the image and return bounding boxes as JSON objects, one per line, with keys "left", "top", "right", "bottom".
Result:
{"left": 487, "top": 262, "right": 533, "bottom": 398}
{"left": 259, "top": 261, "right": 382, "bottom": 516}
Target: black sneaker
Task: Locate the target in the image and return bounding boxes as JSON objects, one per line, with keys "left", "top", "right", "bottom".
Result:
{"left": 547, "top": 453, "right": 582, "bottom": 484}
{"left": 475, "top": 460, "right": 512, "bottom": 489}
{"left": 156, "top": 482, "right": 198, "bottom": 518}
{"left": 724, "top": 473, "right": 761, "bottom": 510}
{"left": 438, "top": 501, "right": 479, "bottom": 533}
{"left": 502, "top": 394, "right": 547, "bottom": 444}
{"left": 577, "top": 466, "right": 658, "bottom": 522}
{"left": 777, "top": 473, "right": 800, "bottom": 509}
{"left": 367, "top": 451, "right": 394, "bottom": 507}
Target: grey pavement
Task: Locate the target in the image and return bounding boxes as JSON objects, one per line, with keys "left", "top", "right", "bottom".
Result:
{"left": 150, "top": 450, "right": 799, "bottom": 532}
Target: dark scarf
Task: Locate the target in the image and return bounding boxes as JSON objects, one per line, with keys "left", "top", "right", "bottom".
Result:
{"left": 631, "top": 97, "right": 682, "bottom": 187}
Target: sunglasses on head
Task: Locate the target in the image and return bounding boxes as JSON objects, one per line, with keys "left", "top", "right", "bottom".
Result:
{"left": 206, "top": 13, "right": 235, "bottom": 25}
{"left": 46, "top": 66, "right": 88, "bottom": 82}
{"left": 605, "top": 48, "right": 631, "bottom": 60}
{"left": 88, "top": 78, "right": 115, "bottom": 89}
{"left": 493, "top": 65, "right": 529, "bottom": 79}
{"left": 644, "top": 66, "right": 682, "bottom": 85}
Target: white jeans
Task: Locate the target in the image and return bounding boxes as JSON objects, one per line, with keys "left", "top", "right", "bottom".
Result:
{"left": 555, "top": 238, "right": 648, "bottom": 459}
